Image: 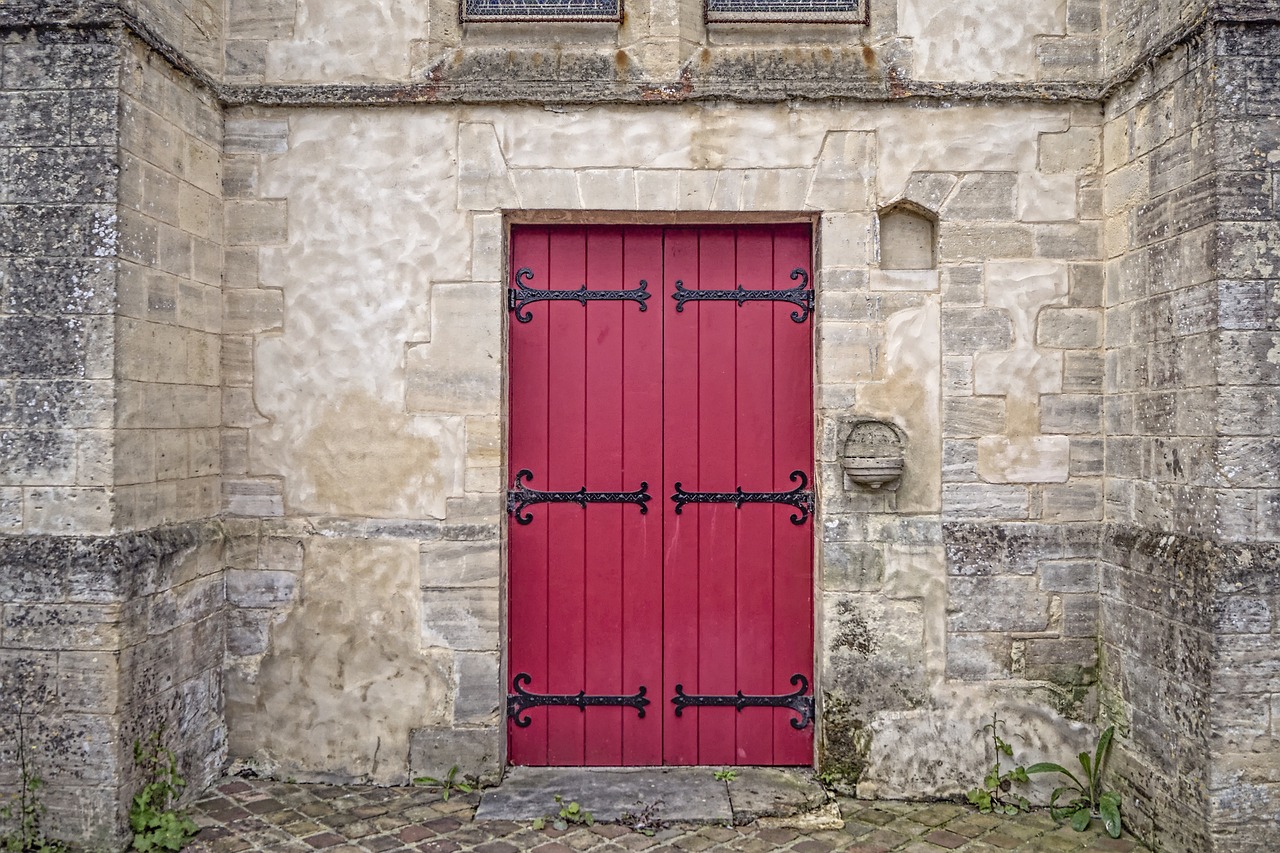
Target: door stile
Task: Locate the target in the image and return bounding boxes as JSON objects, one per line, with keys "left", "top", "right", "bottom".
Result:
{"left": 620, "top": 227, "right": 665, "bottom": 765}
{"left": 508, "top": 228, "right": 552, "bottom": 765}
{"left": 661, "top": 227, "right": 702, "bottom": 765}
{"left": 771, "top": 224, "right": 816, "bottom": 764}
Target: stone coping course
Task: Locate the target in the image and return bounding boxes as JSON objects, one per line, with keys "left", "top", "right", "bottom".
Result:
{"left": 186, "top": 777, "right": 1146, "bottom": 852}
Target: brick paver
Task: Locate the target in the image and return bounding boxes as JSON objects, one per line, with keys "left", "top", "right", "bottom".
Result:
{"left": 184, "top": 779, "right": 1145, "bottom": 853}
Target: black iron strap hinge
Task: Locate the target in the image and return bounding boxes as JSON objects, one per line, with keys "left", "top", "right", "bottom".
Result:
{"left": 507, "top": 469, "right": 651, "bottom": 525}
{"left": 507, "top": 673, "right": 650, "bottom": 727}
{"left": 671, "top": 268, "right": 813, "bottom": 323}
{"left": 671, "top": 470, "right": 813, "bottom": 525}
{"left": 508, "top": 267, "right": 652, "bottom": 322}
{"left": 671, "top": 674, "right": 815, "bottom": 730}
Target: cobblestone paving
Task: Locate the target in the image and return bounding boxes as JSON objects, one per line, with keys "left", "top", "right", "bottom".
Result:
{"left": 187, "top": 778, "right": 1144, "bottom": 853}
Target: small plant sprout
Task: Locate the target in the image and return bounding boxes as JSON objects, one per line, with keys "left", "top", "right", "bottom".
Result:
{"left": 713, "top": 768, "right": 737, "bottom": 783}
{"left": 1026, "top": 725, "right": 1123, "bottom": 838}
{"left": 411, "top": 765, "right": 473, "bottom": 801}
{"left": 965, "top": 712, "right": 1031, "bottom": 816}
{"left": 532, "top": 795, "right": 594, "bottom": 831}
{"left": 129, "top": 729, "right": 198, "bottom": 852}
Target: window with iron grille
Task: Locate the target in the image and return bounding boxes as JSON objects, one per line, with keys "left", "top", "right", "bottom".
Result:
{"left": 461, "top": 0, "right": 621, "bottom": 22}
{"left": 705, "top": 0, "right": 867, "bottom": 23}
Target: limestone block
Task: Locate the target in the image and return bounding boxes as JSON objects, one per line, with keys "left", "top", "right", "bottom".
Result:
{"left": 741, "top": 169, "right": 810, "bottom": 211}
{"left": 457, "top": 123, "right": 517, "bottom": 212}
{"left": 1041, "top": 481, "right": 1104, "bottom": 521}
{"left": 1039, "top": 127, "right": 1100, "bottom": 173}
{"left": 226, "top": 568, "right": 296, "bottom": 608}
{"left": 939, "top": 223, "right": 1034, "bottom": 260}
{"left": 676, "top": 171, "right": 718, "bottom": 210}
{"left": 224, "top": 247, "right": 259, "bottom": 289}
{"left": 1069, "top": 437, "right": 1104, "bottom": 477}
{"left": 1039, "top": 560, "right": 1098, "bottom": 593}
{"left": 223, "top": 478, "right": 283, "bottom": 517}
{"left": 945, "top": 633, "right": 1012, "bottom": 680}
{"left": 1018, "top": 172, "right": 1077, "bottom": 222}
{"left": 406, "top": 282, "right": 502, "bottom": 415}
{"left": 454, "top": 652, "right": 500, "bottom": 725}
{"left": 0, "top": 488, "right": 23, "bottom": 532}
{"left": 421, "top": 587, "right": 499, "bottom": 651}
{"left": 949, "top": 576, "right": 1049, "bottom": 632}
{"left": 1041, "top": 394, "right": 1103, "bottom": 434}
{"left": 223, "top": 289, "right": 283, "bottom": 335}
{"left": 2, "top": 603, "right": 122, "bottom": 651}
{"left": 942, "top": 440, "right": 979, "bottom": 483}
{"left": 1035, "top": 222, "right": 1103, "bottom": 259}
{"left": 817, "top": 323, "right": 875, "bottom": 385}
{"left": 942, "top": 483, "right": 1029, "bottom": 520}
{"left": 577, "top": 169, "right": 637, "bottom": 210}
{"left": 635, "top": 170, "right": 681, "bottom": 210}
{"left": 977, "top": 436, "right": 1070, "bottom": 483}
{"left": 870, "top": 270, "right": 938, "bottom": 292}
{"left": 820, "top": 214, "right": 873, "bottom": 268}
{"left": 472, "top": 213, "right": 502, "bottom": 283}
{"left": 409, "top": 726, "right": 501, "bottom": 784}
{"left": 822, "top": 543, "right": 884, "bottom": 591}
{"left": 942, "top": 356, "right": 973, "bottom": 396}
{"left": 806, "top": 131, "right": 873, "bottom": 211}
{"left": 941, "top": 172, "right": 1017, "bottom": 220}
{"left": 23, "top": 487, "right": 111, "bottom": 535}
{"left": 225, "top": 199, "right": 287, "bottom": 246}
{"left": 420, "top": 539, "right": 499, "bottom": 589}
{"left": 901, "top": 172, "right": 958, "bottom": 213}
{"left": 511, "top": 169, "right": 581, "bottom": 209}
{"left": 55, "top": 651, "right": 121, "bottom": 714}
{"left": 943, "top": 398, "right": 1006, "bottom": 437}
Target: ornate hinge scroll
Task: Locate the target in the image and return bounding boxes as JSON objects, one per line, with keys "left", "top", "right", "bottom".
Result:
{"left": 508, "top": 267, "right": 652, "bottom": 322}
{"left": 670, "top": 470, "right": 813, "bottom": 525}
{"left": 506, "top": 469, "right": 651, "bottom": 525}
{"left": 670, "top": 268, "right": 812, "bottom": 323}
{"left": 670, "top": 674, "right": 814, "bottom": 730}
{"left": 507, "top": 673, "right": 650, "bottom": 727}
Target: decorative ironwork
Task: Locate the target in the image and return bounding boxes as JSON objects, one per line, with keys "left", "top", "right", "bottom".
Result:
{"left": 705, "top": 0, "right": 868, "bottom": 24}
{"left": 507, "top": 469, "right": 651, "bottom": 525}
{"left": 507, "top": 673, "right": 650, "bottom": 727}
{"left": 670, "top": 268, "right": 813, "bottom": 323}
{"left": 671, "top": 674, "right": 815, "bottom": 730}
{"left": 670, "top": 470, "right": 813, "bottom": 525}
{"left": 463, "top": 0, "right": 621, "bottom": 22}
{"left": 508, "top": 267, "right": 651, "bottom": 323}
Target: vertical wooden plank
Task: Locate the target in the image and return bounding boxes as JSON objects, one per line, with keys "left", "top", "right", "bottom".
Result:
{"left": 696, "top": 227, "right": 738, "bottom": 766}
{"left": 546, "top": 226, "right": 588, "bottom": 765}
{"left": 733, "top": 227, "right": 776, "bottom": 765}
{"left": 771, "top": 223, "right": 816, "bottom": 764}
{"left": 583, "top": 227, "right": 624, "bottom": 765}
{"left": 662, "top": 227, "right": 701, "bottom": 765}
{"left": 508, "top": 226, "right": 551, "bottom": 765}
{"left": 621, "top": 226, "right": 665, "bottom": 765}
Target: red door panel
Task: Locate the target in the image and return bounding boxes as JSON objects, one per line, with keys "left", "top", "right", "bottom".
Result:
{"left": 508, "top": 224, "right": 814, "bottom": 766}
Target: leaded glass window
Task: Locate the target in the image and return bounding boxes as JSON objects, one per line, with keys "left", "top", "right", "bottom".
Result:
{"left": 461, "top": 0, "right": 621, "bottom": 21}
{"left": 706, "top": 0, "right": 868, "bottom": 23}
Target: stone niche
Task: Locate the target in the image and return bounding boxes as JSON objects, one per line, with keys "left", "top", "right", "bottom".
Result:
{"left": 877, "top": 204, "right": 937, "bottom": 270}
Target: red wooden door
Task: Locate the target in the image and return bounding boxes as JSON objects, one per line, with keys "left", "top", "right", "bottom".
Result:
{"left": 507, "top": 224, "right": 813, "bottom": 766}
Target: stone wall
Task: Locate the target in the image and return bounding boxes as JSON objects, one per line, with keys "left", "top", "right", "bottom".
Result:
{"left": 116, "top": 35, "right": 224, "bottom": 531}
{"left": 1100, "top": 14, "right": 1280, "bottom": 852}
{"left": 216, "top": 99, "right": 1105, "bottom": 795}
{"left": 0, "top": 24, "right": 227, "bottom": 849}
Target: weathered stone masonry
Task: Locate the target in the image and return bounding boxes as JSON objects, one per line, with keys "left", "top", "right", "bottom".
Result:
{"left": 1, "top": 1, "right": 1278, "bottom": 852}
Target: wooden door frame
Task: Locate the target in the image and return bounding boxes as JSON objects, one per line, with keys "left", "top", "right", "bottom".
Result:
{"left": 499, "top": 213, "right": 823, "bottom": 769}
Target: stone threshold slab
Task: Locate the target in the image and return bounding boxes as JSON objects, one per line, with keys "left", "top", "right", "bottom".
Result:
{"left": 475, "top": 767, "right": 826, "bottom": 824}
